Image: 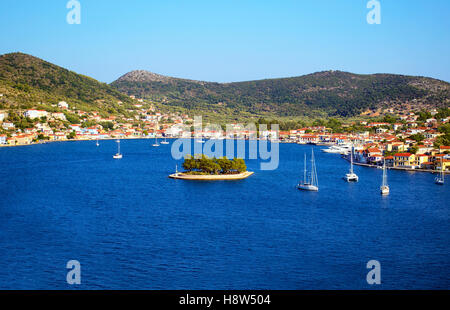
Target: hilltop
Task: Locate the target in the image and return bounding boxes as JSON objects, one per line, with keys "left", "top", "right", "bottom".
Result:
{"left": 112, "top": 69, "right": 450, "bottom": 118}
{"left": 0, "top": 52, "right": 134, "bottom": 115}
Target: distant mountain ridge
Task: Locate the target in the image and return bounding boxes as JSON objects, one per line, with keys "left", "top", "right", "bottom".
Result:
{"left": 117, "top": 70, "right": 205, "bottom": 84}
{"left": 0, "top": 52, "right": 449, "bottom": 119}
{"left": 112, "top": 69, "right": 450, "bottom": 117}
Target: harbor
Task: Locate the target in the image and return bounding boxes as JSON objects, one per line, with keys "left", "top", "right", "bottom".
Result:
{"left": 0, "top": 139, "right": 447, "bottom": 289}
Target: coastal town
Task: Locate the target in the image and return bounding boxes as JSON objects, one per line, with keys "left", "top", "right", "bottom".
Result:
{"left": 0, "top": 97, "right": 449, "bottom": 173}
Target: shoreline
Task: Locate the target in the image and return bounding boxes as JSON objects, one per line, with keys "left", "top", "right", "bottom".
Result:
{"left": 169, "top": 171, "right": 254, "bottom": 180}
{"left": 0, "top": 136, "right": 290, "bottom": 148}
{"left": 346, "top": 158, "right": 449, "bottom": 175}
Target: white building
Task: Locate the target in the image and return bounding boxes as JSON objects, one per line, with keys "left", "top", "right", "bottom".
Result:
{"left": 24, "top": 110, "right": 48, "bottom": 119}
{"left": 51, "top": 112, "right": 67, "bottom": 121}
{"left": 0, "top": 134, "right": 6, "bottom": 144}
{"left": 58, "top": 101, "right": 69, "bottom": 109}
{"left": 165, "top": 125, "right": 185, "bottom": 137}
{"left": 2, "top": 122, "right": 15, "bottom": 130}
{"left": 0, "top": 111, "right": 7, "bottom": 122}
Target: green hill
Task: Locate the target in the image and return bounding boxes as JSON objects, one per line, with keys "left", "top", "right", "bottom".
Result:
{"left": 0, "top": 52, "right": 134, "bottom": 115}
{"left": 111, "top": 70, "right": 450, "bottom": 118}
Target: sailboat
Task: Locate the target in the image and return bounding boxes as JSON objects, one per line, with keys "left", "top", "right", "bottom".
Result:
{"left": 380, "top": 159, "right": 389, "bottom": 195}
{"left": 152, "top": 136, "right": 160, "bottom": 147}
{"left": 297, "top": 149, "right": 319, "bottom": 191}
{"left": 96, "top": 138, "right": 99, "bottom": 147}
{"left": 344, "top": 147, "right": 358, "bottom": 182}
{"left": 160, "top": 136, "right": 169, "bottom": 145}
{"left": 113, "top": 140, "right": 123, "bottom": 159}
{"left": 435, "top": 157, "right": 445, "bottom": 185}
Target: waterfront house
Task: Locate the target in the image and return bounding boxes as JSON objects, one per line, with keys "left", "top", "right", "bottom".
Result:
{"left": 7, "top": 134, "right": 34, "bottom": 145}
{"left": 414, "top": 154, "right": 430, "bottom": 168}
{"left": 0, "top": 134, "right": 6, "bottom": 144}
{"left": 393, "top": 153, "right": 416, "bottom": 168}
{"left": 436, "top": 158, "right": 450, "bottom": 171}
{"left": 299, "top": 134, "right": 319, "bottom": 144}
{"left": 49, "top": 132, "right": 66, "bottom": 141}
{"left": 421, "top": 162, "right": 435, "bottom": 170}
{"left": 384, "top": 156, "right": 395, "bottom": 167}
{"left": 365, "top": 148, "right": 383, "bottom": 164}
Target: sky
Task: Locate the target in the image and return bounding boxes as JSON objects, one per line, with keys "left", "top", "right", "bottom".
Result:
{"left": 0, "top": 0, "right": 449, "bottom": 83}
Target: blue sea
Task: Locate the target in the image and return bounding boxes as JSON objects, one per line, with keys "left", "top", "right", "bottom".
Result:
{"left": 0, "top": 139, "right": 448, "bottom": 289}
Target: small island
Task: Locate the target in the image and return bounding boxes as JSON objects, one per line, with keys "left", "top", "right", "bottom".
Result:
{"left": 169, "top": 155, "right": 254, "bottom": 180}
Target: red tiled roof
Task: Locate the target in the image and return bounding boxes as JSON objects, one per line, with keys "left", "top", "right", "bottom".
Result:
{"left": 394, "top": 153, "right": 413, "bottom": 157}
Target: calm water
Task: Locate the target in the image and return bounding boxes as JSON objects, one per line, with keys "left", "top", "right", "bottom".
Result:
{"left": 0, "top": 139, "right": 448, "bottom": 289}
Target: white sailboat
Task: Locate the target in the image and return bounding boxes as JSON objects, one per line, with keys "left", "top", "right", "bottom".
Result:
{"left": 152, "top": 136, "right": 160, "bottom": 147}
{"left": 435, "top": 157, "right": 445, "bottom": 185}
{"left": 96, "top": 138, "right": 99, "bottom": 147}
{"left": 380, "top": 159, "right": 389, "bottom": 195}
{"left": 297, "top": 149, "right": 319, "bottom": 191}
{"left": 344, "top": 147, "right": 359, "bottom": 182}
{"left": 113, "top": 140, "right": 123, "bottom": 159}
{"left": 161, "top": 136, "right": 169, "bottom": 145}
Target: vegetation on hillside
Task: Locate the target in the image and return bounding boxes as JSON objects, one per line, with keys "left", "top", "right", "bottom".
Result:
{"left": 112, "top": 70, "right": 450, "bottom": 118}
{"left": 0, "top": 53, "right": 135, "bottom": 116}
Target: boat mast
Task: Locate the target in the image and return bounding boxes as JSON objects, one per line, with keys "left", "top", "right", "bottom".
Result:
{"left": 311, "top": 149, "right": 317, "bottom": 187}
{"left": 382, "top": 159, "right": 387, "bottom": 187}
{"left": 350, "top": 147, "right": 354, "bottom": 174}
{"left": 118, "top": 140, "right": 120, "bottom": 154}
{"left": 304, "top": 153, "right": 307, "bottom": 184}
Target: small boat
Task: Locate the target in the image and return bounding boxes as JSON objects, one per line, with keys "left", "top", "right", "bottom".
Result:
{"left": 435, "top": 157, "right": 445, "bottom": 185}
{"left": 152, "top": 137, "right": 160, "bottom": 147}
{"left": 195, "top": 139, "right": 205, "bottom": 143}
{"left": 344, "top": 147, "right": 358, "bottom": 182}
{"left": 160, "top": 137, "right": 169, "bottom": 145}
{"left": 380, "top": 159, "right": 389, "bottom": 195}
{"left": 297, "top": 149, "right": 319, "bottom": 191}
{"left": 113, "top": 140, "right": 123, "bottom": 159}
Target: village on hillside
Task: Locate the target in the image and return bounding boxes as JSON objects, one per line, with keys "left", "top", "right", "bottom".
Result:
{"left": 0, "top": 96, "right": 449, "bottom": 172}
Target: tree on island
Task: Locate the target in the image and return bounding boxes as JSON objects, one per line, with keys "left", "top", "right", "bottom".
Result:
{"left": 182, "top": 155, "right": 247, "bottom": 175}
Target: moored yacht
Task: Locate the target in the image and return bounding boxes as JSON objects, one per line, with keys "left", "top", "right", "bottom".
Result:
{"left": 152, "top": 136, "right": 160, "bottom": 147}
{"left": 380, "top": 159, "right": 389, "bottom": 195}
{"left": 113, "top": 140, "right": 123, "bottom": 159}
{"left": 344, "top": 147, "right": 359, "bottom": 182}
{"left": 160, "top": 137, "right": 169, "bottom": 145}
{"left": 297, "top": 149, "right": 319, "bottom": 191}
{"left": 322, "top": 144, "right": 352, "bottom": 155}
{"left": 435, "top": 157, "right": 445, "bottom": 185}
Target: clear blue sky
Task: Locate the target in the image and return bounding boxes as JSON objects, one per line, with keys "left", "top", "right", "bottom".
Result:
{"left": 0, "top": 0, "right": 449, "bottom": 83}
